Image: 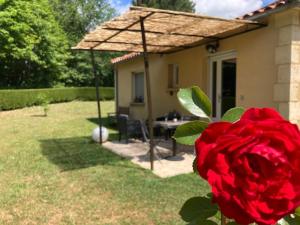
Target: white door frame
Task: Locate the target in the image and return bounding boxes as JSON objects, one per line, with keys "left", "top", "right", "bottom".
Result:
{"left": 209, "top": 51, "right": 237, "bottom": 120}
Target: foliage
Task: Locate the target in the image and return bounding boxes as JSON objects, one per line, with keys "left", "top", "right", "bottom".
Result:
{"left": 174, "top": 121, "right": 208, "bottom": 145}
{"left": 49, "top": 0, "right": 115, "bottom": 44}
{"left": 43, "top": 103, "right": 50, "bottom": 116}
{"left": 0, "top": 87, "right": 114, "bottom": 110}
{"left": 175, "top": 86, "right": 243, "bottom": 146}
{"left": 60, "top": 51, "right": 120, "bottom": 87}
{"left": 0, "top": 0, "right": 70, "bottom": 88}
{"left": 49, "top": 0, "right": 119, "bottom": 87}
{"left": 221, "top": 107, "right": 245, "bottom": 122}
{"left": 36, "top": 94, "right": 50, "bottom": 116}
{"left": 177, "top": 86, "right": 212, "bottom": 119}
{"left": 280, "top": 215, "right": 300, "bottom": 225}
{"left": 132, "top": 0, "right": 196, "bottom": 12}
{"left": 179, "top": 195, "right": 218, "bottom": 224}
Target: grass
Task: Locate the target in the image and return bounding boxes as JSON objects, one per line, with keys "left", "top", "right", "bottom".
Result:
{"left": 0, "top": 101, "right": 209, "bottom": 225}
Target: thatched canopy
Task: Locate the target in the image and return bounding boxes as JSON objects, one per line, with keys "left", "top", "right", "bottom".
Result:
{"left": 73, "top": 6, "right": 265, "bottom": 54}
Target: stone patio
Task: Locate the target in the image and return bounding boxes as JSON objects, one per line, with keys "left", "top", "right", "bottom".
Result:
{"left": 103, "top": 139, "right": 195, "bottom": 178}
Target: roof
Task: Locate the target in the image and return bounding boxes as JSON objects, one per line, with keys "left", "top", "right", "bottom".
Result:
{"left": 111, "top": 52, "right": 141, "bottom": 64}
{"left": 111, "top": 1, "right": 292, "bottom": 64}
{"left": 73, "top": 6, "right": 263, "bottom": 54}
{"left": 239, "top": 0, "right": 288, "bottom": 19}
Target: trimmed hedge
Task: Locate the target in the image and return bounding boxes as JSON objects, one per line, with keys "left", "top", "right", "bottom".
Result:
{"left": 0, "top": 87, "right": 114, "bottom": 110}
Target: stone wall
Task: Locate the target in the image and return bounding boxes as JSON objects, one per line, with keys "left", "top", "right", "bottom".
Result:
{"left": 274, "top": 9, "right": 300, "bottom": 124}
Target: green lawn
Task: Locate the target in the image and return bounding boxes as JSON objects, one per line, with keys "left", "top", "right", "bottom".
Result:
{"left": 0, "top": 101, "right": 209, "bottom": 225}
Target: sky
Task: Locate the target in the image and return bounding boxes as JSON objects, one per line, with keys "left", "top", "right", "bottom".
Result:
{"left": 109, "top": 0, "right": 277, "bottom": 19}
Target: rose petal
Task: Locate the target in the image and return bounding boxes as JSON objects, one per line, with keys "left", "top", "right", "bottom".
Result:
{"left": 241, "top": 108, "right": 283, "bottom": 121}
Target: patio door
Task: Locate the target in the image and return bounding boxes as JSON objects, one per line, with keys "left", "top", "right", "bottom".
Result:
{"left": 210, "top": 52, "right": 237, "bottom": 119}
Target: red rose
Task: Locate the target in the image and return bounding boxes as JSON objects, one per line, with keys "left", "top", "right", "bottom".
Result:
{"left": 195, "top": 108, "right": 300, "bottom": 225}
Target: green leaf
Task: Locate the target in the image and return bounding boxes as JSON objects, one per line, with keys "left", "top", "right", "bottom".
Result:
{"left": 277, "top": 218, "right": 290, "bottom": 225}
{"left": 278, "top": 215, "right": 300, "bottom": 225}
{"left": 221, "top": 107, "right": 245, "bottom": 122}
{"left": 174, "top": 121, "right": 209, "bottom": 146}
{"left": 179, "top": 196, "right": 218, "bottom": 223}
{"left": 188, "top": 219, "right": 218, "bottom": 225}
{"left": 177, "top": 86, "right": 212, "bottom": 118}
{"left": 295, "top": 207, "right": 300, "bottom": 217}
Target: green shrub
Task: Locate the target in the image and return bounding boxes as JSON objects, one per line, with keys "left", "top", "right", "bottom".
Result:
{"left": 36, "top": 94, "right": 50, "bottom": 116}
{"left": 0, "top": 87, "right": 114, "bottom": 110}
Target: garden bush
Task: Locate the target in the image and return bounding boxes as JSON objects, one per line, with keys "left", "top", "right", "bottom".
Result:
{"left": 0, "top": 87, "right": 114, "bottom": 110}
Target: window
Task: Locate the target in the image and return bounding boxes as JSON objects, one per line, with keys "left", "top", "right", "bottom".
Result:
{"left": 168, "top": 64, "right": 179, "bottom": 89}
{"left": 132, "top": 72, "right": 144, "bottom": 103}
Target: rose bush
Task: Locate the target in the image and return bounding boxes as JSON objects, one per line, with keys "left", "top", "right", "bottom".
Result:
{"left": 195, "top": 108, "right": 300, "bottom": 225}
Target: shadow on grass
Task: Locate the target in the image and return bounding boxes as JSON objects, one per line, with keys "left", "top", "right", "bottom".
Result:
{"left": 86, "top": 117, "right": 116, "bottom": 129}
{"left": 39, "top": 136, "right": 127, "bottom": 172}
{"left": 31, "top": 115, "right": 47, "bottom": 118}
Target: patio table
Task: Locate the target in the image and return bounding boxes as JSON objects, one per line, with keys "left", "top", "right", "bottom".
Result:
{"left": 154, "top": 120, "right": 189, "bottom": 156}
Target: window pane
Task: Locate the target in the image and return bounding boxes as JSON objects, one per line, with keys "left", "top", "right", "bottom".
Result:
{"left": 134, "top": 73, "right": 144, "bottom": 102}
{"left": 221, "top": 59, "right": 236, "bottom": 116}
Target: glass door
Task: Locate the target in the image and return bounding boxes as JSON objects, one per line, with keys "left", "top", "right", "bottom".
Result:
{"left": 210, "top": 53, "right": 237, "bottom": 119}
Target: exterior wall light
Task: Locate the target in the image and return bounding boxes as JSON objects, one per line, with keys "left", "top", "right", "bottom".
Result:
{"left": 206, "top": 41, "right": 219, "bottom": 54}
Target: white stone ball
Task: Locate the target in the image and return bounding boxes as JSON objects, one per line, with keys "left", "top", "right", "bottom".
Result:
{"left": 92, "top": 126, "right": 109, "bottom": 143}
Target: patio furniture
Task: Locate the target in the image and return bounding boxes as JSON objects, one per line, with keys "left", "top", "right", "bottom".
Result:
{"left": 154, "top": 120, "right": 188, "bottom": 156}
{"left": 167, "top": 110, "right": 181, "bottom": 121}
{"left": 155, "top": 120, "right": 188, "bottom": 139}
{"left": 155, "top": 111, "right": 181, "bottom": 136}
{"left": 181, "top": 115, "right": 199, "bottom": 121}
{"left": 139, "top": 120, "right": 177, "bottom": 157}
{"left": 117, "top": 114, "right": 142, "bottom": 143}
{"left": 108, "top": 107, "right": 130, "bottom": 125}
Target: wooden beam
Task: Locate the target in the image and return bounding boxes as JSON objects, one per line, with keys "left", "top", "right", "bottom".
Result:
{"left": 140, "top": 16, "right": 155, "bottom": 171}
{"left": 90, "top": 50, "right": 103, "bottom": 144}
{"left": 85, "top": 40, "right": 180, "bottom": 48}
{"left": 164, "top": 24, "right": 267, "bottom": 54}
{"left": 101, "top": 27, "right": 217, "bottom": 39}
{"left": 91, "top": 12, "right": 155, "bottom": 50}
{"left": 73, "top": 48, "right": 143, "bottom": 53}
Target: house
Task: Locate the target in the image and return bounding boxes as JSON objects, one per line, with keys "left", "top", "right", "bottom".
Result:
{"left": 111, "top": 0, "right": 300, "bottom": 125}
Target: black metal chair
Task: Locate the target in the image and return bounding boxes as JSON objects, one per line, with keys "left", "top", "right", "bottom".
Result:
{"left": 108, "top": 107, "right": 130, "bottom": 125}
{"left": 117, "top": 114, "right": 142, "bottom": 143}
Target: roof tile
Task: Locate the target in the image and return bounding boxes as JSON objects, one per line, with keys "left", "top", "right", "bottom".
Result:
{"left": 239, "top": 0, "right": 288, "bottom": 19}
{"left": 111, "top": 52, "right": 141, "bottom": 64}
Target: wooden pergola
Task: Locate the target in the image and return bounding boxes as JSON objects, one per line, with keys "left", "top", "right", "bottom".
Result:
{"left": 73, "top": 6, "right": 265, "bottom": 170}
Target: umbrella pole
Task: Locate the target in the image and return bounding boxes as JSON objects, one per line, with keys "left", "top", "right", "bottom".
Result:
{"left": 90, "top": 50, "right": 103, "bottom": 144}
{"left": 140, "top": 16, "right": 154, "bottom": 170}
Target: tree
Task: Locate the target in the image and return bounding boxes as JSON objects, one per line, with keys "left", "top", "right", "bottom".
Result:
{"left": 49, "top": 0, "right": 118, "bottom": 87}
{"left": 132, "top": 0, "right": 195, "bottom": 12}
{"left": 49, "top": 0, "right": 116, "bottom": 44}
{"left": 0, "top": 0, "right": 69, "bottom": 88}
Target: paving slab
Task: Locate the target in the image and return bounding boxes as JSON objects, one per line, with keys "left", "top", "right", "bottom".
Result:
{"left": 103, "top": 139, "right": 195, "bottom": 178}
